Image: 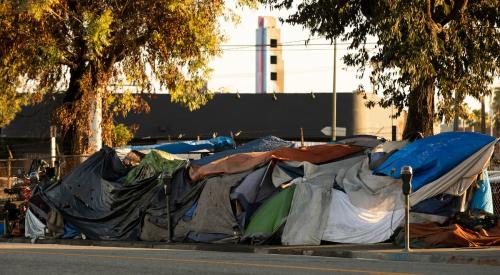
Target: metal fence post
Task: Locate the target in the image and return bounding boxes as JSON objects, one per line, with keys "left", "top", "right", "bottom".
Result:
{"left": 7, "top": 146, "right": 12, "bottom": 189}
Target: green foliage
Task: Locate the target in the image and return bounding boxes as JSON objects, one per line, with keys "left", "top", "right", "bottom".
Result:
{"left": 262, "top": 0, "right": 500, "bottom": 135}
{"left": 82, "top": 9, "right": 113, "bottom": 58}
{"left": 112, "top": 123, "right": 133, "bottom": 147}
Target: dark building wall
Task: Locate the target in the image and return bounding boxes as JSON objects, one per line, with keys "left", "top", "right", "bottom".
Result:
{"left": 1, "top": 93, "right": 364, "bottom": 158}
{"left": 120, "top": 93, "right": 353, "bottom": 141}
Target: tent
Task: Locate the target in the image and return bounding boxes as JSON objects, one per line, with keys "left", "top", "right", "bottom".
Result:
{"left": 43, "top": 148, "right": 173, "bottom": 240}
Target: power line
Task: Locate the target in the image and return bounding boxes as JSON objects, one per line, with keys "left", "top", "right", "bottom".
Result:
{"left": 221, "top": 38, "right": 325, "bottom": 50}
{"left": 221, "top": 42, "right": 377, "bottom": 48}
{"left": 222, "top": 47, "right": 377, "bottom": 52}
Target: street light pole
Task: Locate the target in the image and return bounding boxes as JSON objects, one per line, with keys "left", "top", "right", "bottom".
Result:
{"left": 332, "top": 38, "right": 337, "bottom": 141}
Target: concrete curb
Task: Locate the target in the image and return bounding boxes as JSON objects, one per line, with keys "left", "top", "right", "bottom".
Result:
{"left": 264, "top": 247, "right": 500, "bottom": 266}
{"left": 2, "top": 237, "right": 500, "bottom": 267}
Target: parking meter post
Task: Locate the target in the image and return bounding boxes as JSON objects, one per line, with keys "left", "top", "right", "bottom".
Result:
{"left": 405, "top": 190, "right": 410, "bottom": 251}
{"left": 401, "top": 166, "right": 413, "bottom": 253}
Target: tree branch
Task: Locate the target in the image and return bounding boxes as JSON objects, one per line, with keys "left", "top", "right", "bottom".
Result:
{"left": 441, "top": 0, "right": 468, "bottom": 26}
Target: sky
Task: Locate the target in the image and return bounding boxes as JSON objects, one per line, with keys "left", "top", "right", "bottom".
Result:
{"left": 207, "top": 5, "right": 372, "bottom": 94}
{"left": 207, "top": 4, "right": 499, "bottom": 111}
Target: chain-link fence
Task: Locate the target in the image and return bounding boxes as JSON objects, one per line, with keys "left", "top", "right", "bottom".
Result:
{"left": 492, "top": 183, "right": 500, "bottom": 215}
{"left": 0, "top": 155, "right": 89, "bottom": 200}
{"left": 489, "top": 171, "right": 500, "bottom": 215}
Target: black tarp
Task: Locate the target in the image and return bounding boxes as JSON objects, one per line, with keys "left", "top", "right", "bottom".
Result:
{"left": 43, "top": 147, "right": 168, "bottom": 241}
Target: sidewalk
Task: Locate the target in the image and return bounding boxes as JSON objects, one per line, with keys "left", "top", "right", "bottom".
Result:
{"left": 2, "top": 237, "right": 500, "bottom": 267}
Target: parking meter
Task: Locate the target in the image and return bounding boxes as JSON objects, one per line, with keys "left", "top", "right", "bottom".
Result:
{"left": 401, "top": 166, "right": 413, "bottom": 195}
{"left": 400, "top": 166, "right": 413, "bottom": 252}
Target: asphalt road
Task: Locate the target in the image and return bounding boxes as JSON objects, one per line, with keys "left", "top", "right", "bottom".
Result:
{"left": 0, "top": 243, "right": 499, "bottom": 275}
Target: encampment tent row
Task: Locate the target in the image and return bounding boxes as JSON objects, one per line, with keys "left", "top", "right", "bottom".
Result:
{"left": 19, "top": 132, "right": 500, "bottom": 248}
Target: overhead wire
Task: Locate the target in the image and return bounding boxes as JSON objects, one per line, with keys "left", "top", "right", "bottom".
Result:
{"left": 221, "top": 42, "right": 378, "bottom": 51}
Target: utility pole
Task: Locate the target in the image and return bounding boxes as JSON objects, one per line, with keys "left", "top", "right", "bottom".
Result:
{"left": 453, "top": 91, "right": 459, "bottom": 131}
{"left": 481, "top": 96, "right": 486, "bottom": 134}
{"left": 489, "top": 93, "right": 494, "bottom": 136}
{"left": 332, "top": 38, "right": 337, "bottom": 141}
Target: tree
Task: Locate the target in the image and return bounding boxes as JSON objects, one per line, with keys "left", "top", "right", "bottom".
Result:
{"left": 0, "top": 0, "right": 255, "bottom": 154}
{"left": 261, "top": 0, "right": 500, "bottom": 138}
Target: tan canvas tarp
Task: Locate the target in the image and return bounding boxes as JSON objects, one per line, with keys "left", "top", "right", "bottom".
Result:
{"left": 189, "top": 144, "right": 363, "bottom": 181}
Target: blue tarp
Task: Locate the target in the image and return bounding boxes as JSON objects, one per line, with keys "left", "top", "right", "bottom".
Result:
{"left": 373, "top": 132, "right": 496, "bottom": 191}
{"left": 470, "top": 170, "right": 494, "bottom": 214}
{"left": 191, "top": 136, "right": 294, "bottom": 166}
{"left": 129, "top": 136, "right": 234, "bottom": 154}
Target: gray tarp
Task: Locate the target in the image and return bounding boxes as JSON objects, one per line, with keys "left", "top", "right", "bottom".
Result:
{"left": 280, "top": 157, "right": 364, "bottom": 245}
{"left": 230, "top": 164, "right": 275, "bottom": 210}
{"left": 174, "top": 171, "right": 251, "bottom": 241}
{"left": 281, "top": 174, "right": 333, "bottom": 245}
{"left": 336, "top": 157, "right": 404, "bottom": 212}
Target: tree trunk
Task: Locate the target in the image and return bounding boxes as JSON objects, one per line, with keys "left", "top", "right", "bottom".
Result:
{"left": 88, "top": 88, "right": 103, "bottom": 153}
{"left": 403, "top": 77, "right": 435, "bottom": 139}
{"left": 57, "top": 66, "right": 103, "bottom": 156}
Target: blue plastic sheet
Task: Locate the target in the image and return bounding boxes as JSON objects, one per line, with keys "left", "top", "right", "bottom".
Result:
{"left": 470, "top": 171, "right": 494, "bottom": 214}
{"left": 129, "top": 136, "right": 234, "bottom": 154}
{"left": 191, "top": 136, "right": 293, "bottom": 166}
{"left": 373, "top": 132, "right": 496, "bottom": 191}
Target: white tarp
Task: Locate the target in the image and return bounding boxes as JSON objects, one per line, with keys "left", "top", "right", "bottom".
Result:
{"left": 25, "top": 209, "right": 45, "bottom": 240}
{"left": 322, "top": 189, "right": 404, "bottom": 243}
